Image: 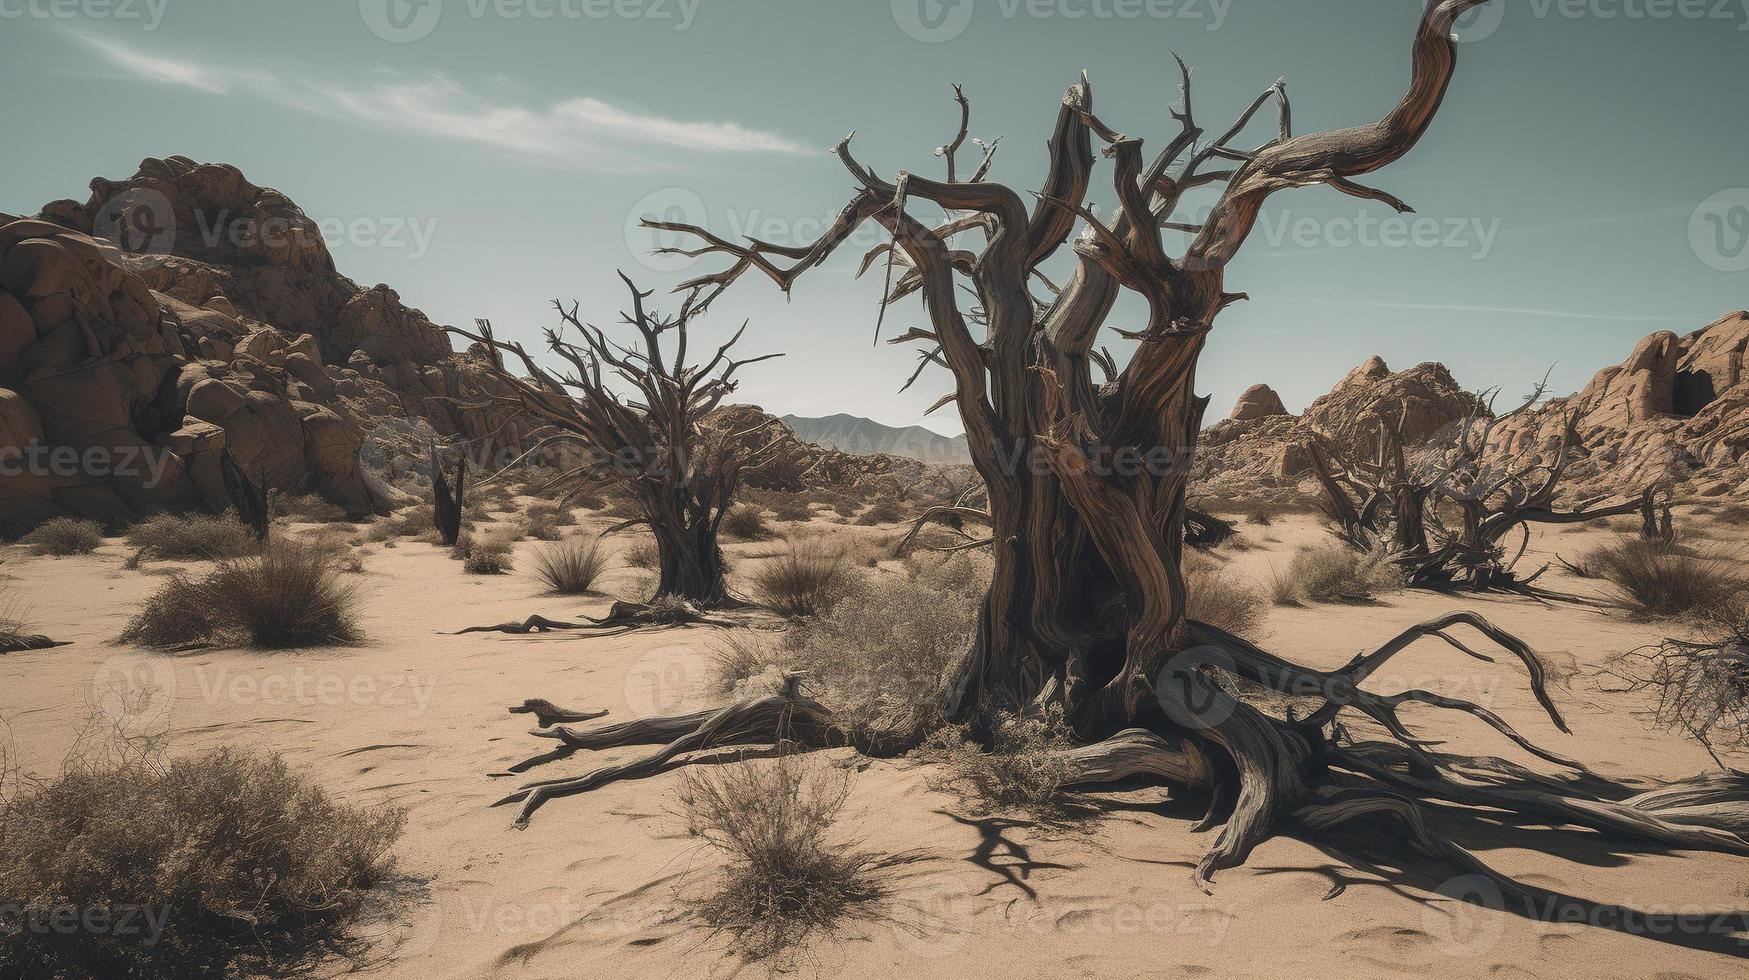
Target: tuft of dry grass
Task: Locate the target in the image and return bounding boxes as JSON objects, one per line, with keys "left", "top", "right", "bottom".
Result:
{"left": 1184, "top": 564, "right": 1267, "bottom": 638}
{"left": 530, "top": 537, "right": 608, "bottom": 595}
{"left": 0, "top": 733, "right": 403, "bottom": 979}
{"left": 20, "top": 518, "right": 104, "bottom": 556}
{"left": 460, "top": 536, "right": 514, "bottom": 575}
{"left": 120, "top": 542, "right": 362, "bottom": 650}
{"left": 854, "top": 499, "right": 904, "bottom": 526}
{"left": 723, "top": 505, "right": 777, "bottom": 541}
{"left": 748, "top": 538, "right": 855, "bottom": 619}
{"left": 623, "top": 538, "right": 660, "bottom": 570}
{"left": 1271, "top": 543, "right": 1401, "bottom": 605}
{"left": 676, "top": 754, "right": 880, "bottom": 960}
{"left": 1582, "top": 537, "right": 1747, "bottom": 620}
{"left": 125, "top": 513, "right": 258, "bottom": 561}
{"left": 269, "top": 491, "right": 350, "bottom": 524}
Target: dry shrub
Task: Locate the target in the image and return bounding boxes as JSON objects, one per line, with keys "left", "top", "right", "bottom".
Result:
{"left": 0, "top": 586, "right": 54, "bottom": 654}
{"left": 269, "top": 491, "right": 349, "bottom": 524}
{"left": 724, "top": 554, "right": 988, "bottom": 738}
{"left": 121, "top": 542, "right": 362, "bottom": 650}
{"left": 766, "top": 495, "right": 813, "bottom": 524}
{"left": 0, "top": 734, "right": 402, "bottom": 978}
{"left": 919, "top": 713, "right": 1074, "bottom": 817}
{"left": 460, "top": 536, "right": 514, "bottom": 575}
{"left": 748, "top": 538, "right": 855, "bottom": 619}
{"left": 21, "top": 518, "right": 104, "bottom": 556}
{"left": 854, "top": 499, "right": 904, "bottom": 526}
{"left": 1272, "top": 543, "right": 1401, "bottom": 605}
{"left": 365, "top": 508, "right": 430, "bottom": 542}
{"left": 724, "top": 505, "right": 776, "bottom": 541}
{"left": 1245, "top": 508, "right": 1275, "bottom": 527}
{"left": 623, "top": 538, "right": 659, "bottom": 570}
{"left": 531, "top": 537, "right": 608, "bottom": 595}
{"left": 125, "top": 513, "right": 257, "bottom": 561}
{"left": 676, "top": 754, "right": 880, "bottom": 959}
{"left": 1184, "top": 564, "right": 1267, "bottom": 638}
{"left": 525, "top": 501, "right": 576, "bottom": 527}
{"left": 1605, "top": 607, "right": 1749, "bottom": 763}
{"left": 1583, "top": 537, "right": 1746, "bottom": 620}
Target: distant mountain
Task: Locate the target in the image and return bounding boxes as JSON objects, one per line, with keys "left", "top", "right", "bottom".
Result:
{"left": 781, "top": 413, "right": 970, "bottom": 464}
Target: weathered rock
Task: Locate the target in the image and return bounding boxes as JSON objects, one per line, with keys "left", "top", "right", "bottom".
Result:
{"left": 1228, "top": 384, "right": 1289, "bottom": 423}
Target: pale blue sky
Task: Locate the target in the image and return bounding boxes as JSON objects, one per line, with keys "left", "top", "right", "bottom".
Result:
{"left": 2, "top": 0, "right": 1744, "bottom": 435}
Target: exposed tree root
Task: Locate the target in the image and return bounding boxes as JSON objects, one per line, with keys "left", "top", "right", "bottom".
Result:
{"left": 0, "top": 634, "right": 69, "bottom": 654}
{"left": 450, "top": 600, "right": 747, "bottom": 637}
{"left": 486, "top": 614, "right": 1749, "bottom": 910}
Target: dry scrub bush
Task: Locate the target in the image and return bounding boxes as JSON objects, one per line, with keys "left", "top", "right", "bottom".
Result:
{"left": 121, "top": 542, "right": 362, "bottom": 650}
{"left": 919, "top": 713, "right": 1075, "bottom": 817}
{"left": 748, "top": 538, "right": 855, "bottom": 619}
{"left": 1605, "top": 606, "right": 1749, "bottom": 764}
{"left": 854, "top": 499, "right": 904, "bottom": 526}
{"left": 720, "top": 553, "right": 989, "bottom": 739}
{"left": 676, "top": 754, "right": 879, "bottom": 959}
{"left": 0, "top": 732, "right": 402, "bottom": 978}
{"left": 1184, "top": 563, "right": 1267, "bottom": 638}
{"left": 269, "top": 491, "right": 349, "bottom": 524}
{"left": 623, "top": 538, "right": 660, "bottom": 570}
{"left": 1580, "top": 538, "right": 1747, "bottom": 620}
{"left": 530, "top": 537, "right": 608, "bottom": 595}
{"left": 1271, "top": 543, "right": 1402, "bottom": 605}
{"left": 724, "top": 504, "right": 777, "bottom": 541}
{"left": 460, "top": 536, "right": 515, "bottom": 575}
{"left": 365, "top": 508, "right": 430, "bottom": 542}
{"left": 125, "top": 513, "right": 257, "bottom": 561}
{"left": 525, "top": 501, "right": 575, "bottom": 527}
{"left": 21, "top": 518, "right": 104, "bottom": 556}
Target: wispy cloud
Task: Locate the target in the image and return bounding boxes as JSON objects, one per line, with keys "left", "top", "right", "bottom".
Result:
{"left": 1291, "top": 298, "right": 1704, "bottom": 324}
{"left": 68, "top": 31, "right": 229, "bottom": 93}
{"left": 64, "top": 31, "right": 809, "bottom": 169}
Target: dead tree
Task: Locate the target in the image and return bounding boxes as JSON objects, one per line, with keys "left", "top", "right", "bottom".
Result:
{"left": 218, "top": 448, "right": 269, "bottom": 542}
{"left": 429, "top": 443, "right": 466, "bottom": 547}
{"left": 489, "top": 0, "right": 1749, "bottom": 904}
{"left": 448, "top": 274, "right": 792, "bottom": 628}
{"left": 1310, "top": 387, "right": 1652, "bottom": 593}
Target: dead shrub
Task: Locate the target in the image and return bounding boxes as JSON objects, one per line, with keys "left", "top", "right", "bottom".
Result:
{"left": 460, "top": 537, "right": 514, "bottom": 575}
{"left": 121, "top": 542, "right": 361, "bottom": 650}
{"left": 854, "top": 499, "right": 904, "bottom": 526}
{"left": 125, "top": 513, "right": 257, "bottom": 561}
{"left": 1184, "top": 565, "right": 1267, "bottom": 638}
{"left": 748, "top": 539, "right": 855, "bottom": 619}
{"left": 21, "top": 518, "right": 104, "bottom": 556}
{"left": 919, "top": 713, "right": 1075, "bottom": 817}
{"left": 1583, "top": 537, "right": 1747, "bottom": 620}
{"left": 724, "top": 504, "right": 776, "bottom": 542}
{"left": 1272, "top": 543, "right": 1401, "bottom": 605}
{"left": 623, "top": 538, "right": 660, "bottom": 569}
{"left": 268, "top": 491, "right": 349, "bottom": 524}
{"left": 676, "top": 755, "right": 880, "bottom": 959}
{"left": 531, "top": 537, "right": 608, "bottom": 595}
{"left": 1605, "top": 607, "right": 1748, "bottom": 763}
{"left": 0, "top": 734, "right": 403, "bottom": 979}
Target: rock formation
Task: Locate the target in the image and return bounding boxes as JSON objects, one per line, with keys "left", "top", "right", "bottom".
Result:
{"left": 0, "top": 156, "right": 523, "bottom": 534}
{"left": 1227, "top": 384, "right": 1288, "bottom": 423}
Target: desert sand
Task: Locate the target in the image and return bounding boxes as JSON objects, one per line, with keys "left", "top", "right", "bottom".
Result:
{"left": 3, "top": 509, "right": 1745, "bottom": 979}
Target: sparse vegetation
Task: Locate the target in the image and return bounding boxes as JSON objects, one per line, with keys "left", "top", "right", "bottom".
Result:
{"left": 854, "top": 499, "right": 904, "bottom": 526}
{"left": 1605, "top": 606, "right": 1749, "bottom": 765}
{"left": 120, "top": 542, "right": 362, "bottom": 649}
{"left": 723, "top": 504, "right": 776, "bottom": 541}
{"left": 623, "top": 538, "right": 659, "bottom": 569}
{"left": 1184, "top": 563, "right": 1267, "bottom": 638}
{"left": 460, "top": 536, "right": 515, "bottom": 575}
{"left": 748, "top": 539, "right": 855, "bottom": 619}
{"left": 676, "top": 754, "right": 880, "bottom": 960}
{"left": 920, "top": 713, "right": 1075, "bottom": 817}
{"left": 269, "top": 491, "right": 349, "bottom": 523}
{"left": 20, "top": 518, "right": 104, "bottom": 556}
{"left": 0, "top": 733, "right": 403, "bottom": 979}
{"left": 1271, "top": 543, "right": 1401, "bottom": 605}
{"left": 530, "top": 537, "right": 608, "bottom": 595}
{"left": 1581, "top": 537, "right": 1747, "bottom": 620}
{"left": 125, "top": 513, "right": 257, "bottom": 561}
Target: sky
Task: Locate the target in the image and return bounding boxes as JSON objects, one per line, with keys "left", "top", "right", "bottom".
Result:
{"left": 2, "top": 0, "right": 1744, "bottom": 436}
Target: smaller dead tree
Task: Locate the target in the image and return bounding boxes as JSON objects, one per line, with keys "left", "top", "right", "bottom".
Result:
{"left": 1605, "top": 611, "right": 1749, "bottom": 767}
{"left": 429, "top": 443, "right": 467, "bottom": 547}
{"left": 447, "top": 274, "right": 794, "bottom": 631}
{"left": 219, "top": 449, "right": 270, "bottom": 542}
{"left": 1310, "top": 386, "right": 1650, "bottom": 594}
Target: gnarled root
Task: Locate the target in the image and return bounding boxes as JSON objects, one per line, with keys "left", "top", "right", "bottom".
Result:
{"left": 0, "top": 634, "right": 69, "bottom": 654}
{"left": 451, "top": 600, "right": 744, "bottom": 637}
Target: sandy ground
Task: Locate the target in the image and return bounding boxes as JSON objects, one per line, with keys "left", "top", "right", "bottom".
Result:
{"left": 2, "top": 509, "right": 1746, "bottom": 979}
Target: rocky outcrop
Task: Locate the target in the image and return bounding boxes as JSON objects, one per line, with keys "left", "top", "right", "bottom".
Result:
{"left": 1, "top": 157, "right": 525, "bottom": 534}
{"left": 1195, "top": 358, "right": 1481, "bottom": 501}
{"left": 780, "top": 413, "right": 970, "bottom": 464}
{"left": 1228, "top": 384, "right": 1288, "bottom": 423}
{"left": 1486, "top": 312, "right": 1749, "bottom": 497}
